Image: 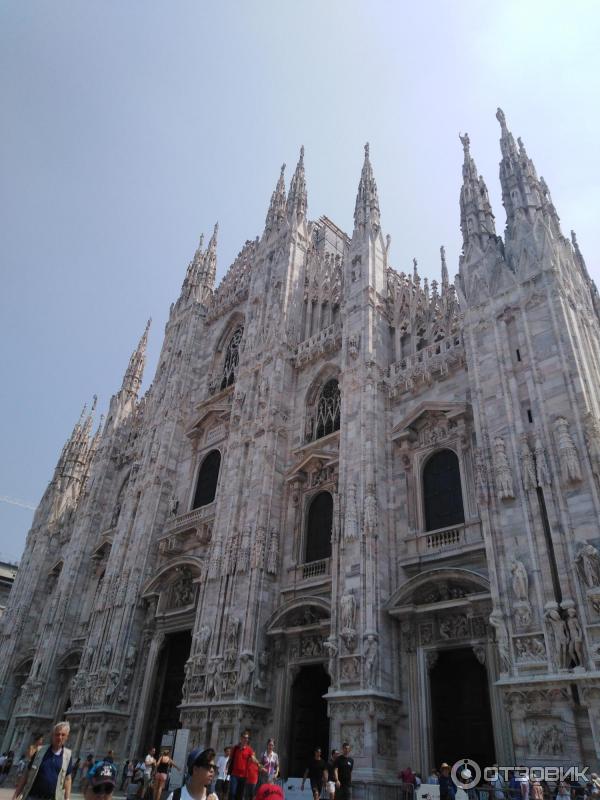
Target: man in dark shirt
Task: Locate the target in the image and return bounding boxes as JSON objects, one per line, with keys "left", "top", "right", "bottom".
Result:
{"left": 301, "top": 748, "right": 328, "bottom": 800}
{"left": 14, "top": 722, "right": 73, "bottom": 800}
{"left": 333, "top": 744, "right": 354, "bottom": 800}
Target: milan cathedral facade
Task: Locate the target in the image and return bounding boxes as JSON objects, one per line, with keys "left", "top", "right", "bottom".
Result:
{"left": 2, "top": 109, "right": 600, "bottom": 780}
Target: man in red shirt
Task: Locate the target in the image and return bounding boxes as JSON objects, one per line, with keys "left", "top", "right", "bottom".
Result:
{"left": 228, "top": 732, "right": 255, "bottom": 800}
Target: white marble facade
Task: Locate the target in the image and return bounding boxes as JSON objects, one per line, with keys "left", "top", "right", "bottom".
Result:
{"left": 2, "top": 112, "right": 600, "bottom": 780}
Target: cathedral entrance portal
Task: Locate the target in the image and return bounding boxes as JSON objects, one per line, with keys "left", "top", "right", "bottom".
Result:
{"left": 147, "top": 630, "right": 192, "bottom": 751}
{"left": 288, "top": 665, "right": 330, "bottom": 777}
{"left": 429, "top": 648, "right": 495, "bottom": 769}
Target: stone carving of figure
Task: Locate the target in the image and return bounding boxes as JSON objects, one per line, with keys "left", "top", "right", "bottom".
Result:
{"left": 196, "top": 624, "right": 212, "bottom": 656}
{"left": 267, "top": 529, "right": 279, "bottom": 575}
{"left": 110, "top": 502, "right": 121, "bottom": 528}
{"left": 565, "top": 606, "right": 584, "bottom": 667}
{"left": 576, "top": 543, "right": 600, "bottom": 588}
{"left": 125, "top": 643, "right": 137, "bottom": 669}
{"left": 344, "top": 485, "right": 359, "bottom": 542}
{"left": 584, "top": 412, "right": 600, "bottom": 478}
{"left": 172, "top": 568, "right": 194, "bottom": 607}
{"left": 169, "top": 493, "right": 179, "bottom": 517}
{"left": 224, "top": 531, "right": 239, "bottom": 576}
{"left": 226, "top": 617, "right": 241, "bottom": 651}
{"left": 105, "top": 669, "right": 120, "bottom": 700}
{"left": 364, "top": 634, "right": 378, "bottom": 687}
{"left": 324, "top": 637, "right": 338, "bottom": 683}
{"left": 102, "top": 643, "right": 113, "bottom": 667}
{"left": 493, "top": 437, "right": 515, "bottom": 500}
{"left": 341, "top": 593, "right": 357, "bottom": 632}
{"left": 520, "top": 434, "right": 537, "bottom": 491}
{"left": 363, "top": 486, "right": 377, "bottom": 536}
{"left": 489, "top": 611, "right": 511, "bottom": 673}
{"left": 257, "top": 377, "right": 269, "bottom": 409}
{"left": 554, "top": 417, "right": 582, "bottom": 482}
{"left": 511, "top": 560, "right": 529, "bottom": 602}
{"left": 237, "top": 652, "right": 255, "bottom": 696}
{"left": 254, "top": 649, "right": 270, "bottom": 691}
{"left": 205, "top": 658, "right": 217, "bottom": 700}
{"left": 545, "top": 606, "right": 569, "bottom": 669}
{"left": 348, "top": 335, "right": 360, "bottom": 360}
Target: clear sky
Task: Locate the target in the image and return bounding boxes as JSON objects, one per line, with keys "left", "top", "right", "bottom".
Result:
{"left": 1, "top": 0, "right": 599, "bottom": 563}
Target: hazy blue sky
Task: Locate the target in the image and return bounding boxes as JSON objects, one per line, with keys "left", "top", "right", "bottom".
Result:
{"left": 1, "top": 1, "right": 599, "bottom": 563}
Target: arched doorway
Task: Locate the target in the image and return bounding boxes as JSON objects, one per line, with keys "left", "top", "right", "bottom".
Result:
{"left": 429, "top": 648, "right": 495, "bottom": 768}
{"left": 288, "top": 664, "right": 330, "bottom": 778}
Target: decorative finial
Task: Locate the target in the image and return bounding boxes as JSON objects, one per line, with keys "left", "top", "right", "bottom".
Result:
{"left": 496, "top": 107, "right": 507, "bottom": 130}
{"left": 571, "top": 230, "right": 578, "bottom": 246}
{"left": 299, "top": 145, "right": 304, "bottom": 161}
{"left": 280, "top": 163, "right": 286, "bottom": 176}
{"left": 517, "top": 136, "right": 527, "bottom": 154}
{"left": 91, "top": 394, "right": 98, "bottom": 412}
{"left": 364, "top": 142, "right": 370, "bottom": 158}
{"left": 145, "top": 318, "right": 152, "bottom": 333}
{"left": 198, "top": 233, "right": 204, "bottom": 249}
{"left": 459, "top": 132, "right": 470, "bottom": 154}
{"left": 413, "top": 258, "right": 418, "bottom": 276}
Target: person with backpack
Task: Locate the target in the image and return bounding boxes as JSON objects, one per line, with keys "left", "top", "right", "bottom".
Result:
{"left": 166, "top": 749, "right": 218, "bottom": 800}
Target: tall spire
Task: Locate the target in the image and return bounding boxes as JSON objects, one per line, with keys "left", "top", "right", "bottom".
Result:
{"left": 353, "top": 142, "right": 380, "bottom": 234}
{"left": 459, "top": 132, "right": 497, "bottom": 249}
{"left": 121, "top": 319, "right": 150, "bottom": 399}
{"left": 180, "top": 232, "right": 205, "bottom": 301}
{"left": 496, "top": 107, "right": 562, "bottom": 238}
{"left": 440, "top": 245, "right": 449, "bottom": 293}
{"left": 265, "top": 164, "right": 287, "bottom": 235}
{"left": 287, "top": 146, "right": 307, "bottom": 223}
{"left": 200, "top": 222, "right": 218, "bottom": 297}
{"left": 57, "top": 397, "right": 97, "bottom": 483}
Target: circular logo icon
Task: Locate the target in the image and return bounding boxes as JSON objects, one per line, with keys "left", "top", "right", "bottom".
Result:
{"left": 451, "top": 759, "right": 481, "bottom": 790}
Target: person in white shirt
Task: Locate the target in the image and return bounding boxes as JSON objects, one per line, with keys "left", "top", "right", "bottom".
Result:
{"left": 215, "top": 748, "right": 231, "bottom": 800}
{"left": 166, "top": 749, "right": 218, "bottom": 800}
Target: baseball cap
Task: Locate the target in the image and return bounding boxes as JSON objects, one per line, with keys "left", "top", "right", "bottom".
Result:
{"left": 88, "top": 761, "right": 117, "bottom": 788}
{"left": 187, "top": 748, "right": 215, "bottom": 773}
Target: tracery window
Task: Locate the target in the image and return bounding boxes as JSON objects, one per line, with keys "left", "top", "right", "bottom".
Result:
{"left": 192, "top": 450, "right": 221, "bottom": 509}
{"left": 314, "top": 379, "right": 341, "bottom": 440}
{"left": 423, "top": 449, "right": 465, "bottom": 532}
{"left": 220, "top": 326, "right": 244, "bottom": 390}
{"left": 305, "top": 491, "right": 333, "bottom": 563}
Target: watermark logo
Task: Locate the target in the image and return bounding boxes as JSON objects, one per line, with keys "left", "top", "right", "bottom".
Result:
{"left": 451, "top": 759, "right": 482, "bottom": 790}
{"left": 451, "top": 761, "right": 590, "bottom": 786}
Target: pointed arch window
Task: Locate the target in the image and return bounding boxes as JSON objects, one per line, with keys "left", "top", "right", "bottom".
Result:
{"left": 220, "top": 326, "right": 244, "bottom": 390}
{"left": 423, "top": 449, "right": 465, "bottom": 532}
{"left": 192, "top": 450, "right": 221, "bottom": 509}
{"left": 305, "top": 491, "right": 333, "bottom": 563}
{"left": 314, "top": 379, "right": 341, "bottom": 440}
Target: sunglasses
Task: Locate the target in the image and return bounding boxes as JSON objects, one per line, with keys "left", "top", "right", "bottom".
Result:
{"left": 92, "top": 785, "right": 114, "bottom": 795}
{"left": 195, "top": 762, "right": 217, "bottom": 771}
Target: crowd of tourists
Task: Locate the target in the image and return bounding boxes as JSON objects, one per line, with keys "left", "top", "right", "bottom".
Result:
{"left": 5, "top": 721, "right": 600, "bottom": 800}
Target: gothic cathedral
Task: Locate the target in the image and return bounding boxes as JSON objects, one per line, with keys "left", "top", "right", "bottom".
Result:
{"left": 2, "top": 109, "right": 600, "bottom": 780}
